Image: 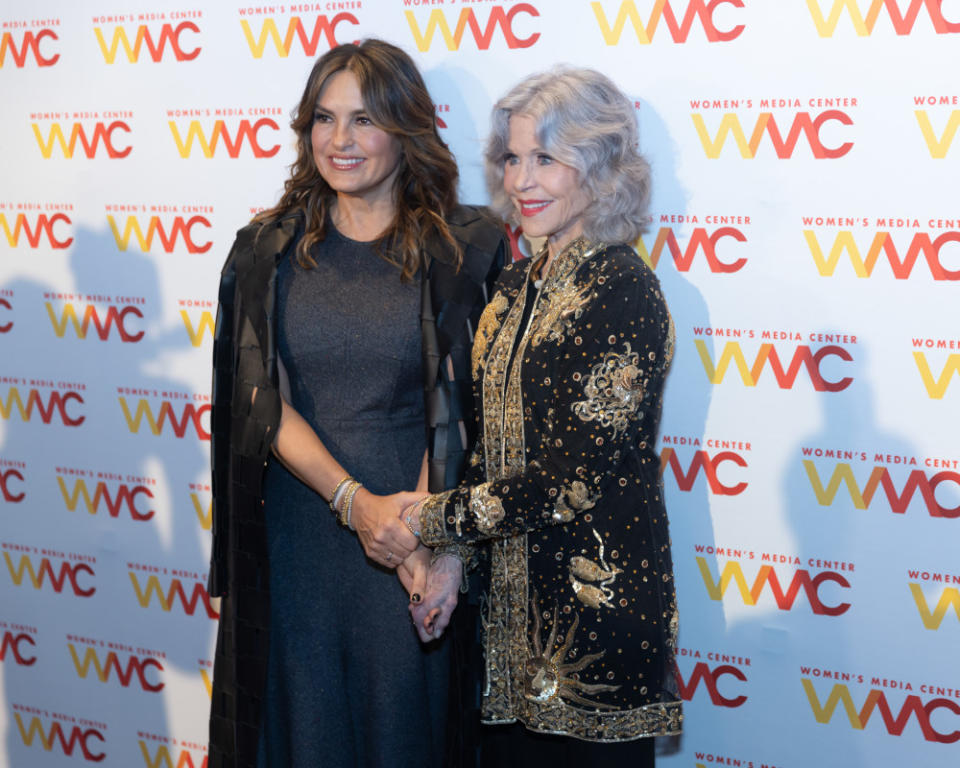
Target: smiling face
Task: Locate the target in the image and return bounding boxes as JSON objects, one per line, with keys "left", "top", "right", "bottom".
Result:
{"left": 503, "top": 114, "right": 591, "bottom": 255}
{"left": 311, "top": 69, "right": 403, "bottom": 206}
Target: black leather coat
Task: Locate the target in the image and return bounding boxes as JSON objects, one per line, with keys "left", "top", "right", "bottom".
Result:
{"left": 206, "top": 206, "right": 506, "bottom": 766}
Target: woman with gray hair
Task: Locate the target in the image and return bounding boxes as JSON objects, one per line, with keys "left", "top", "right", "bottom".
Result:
{"left": 403, "top": 67, "right": 681, "bottom": 765}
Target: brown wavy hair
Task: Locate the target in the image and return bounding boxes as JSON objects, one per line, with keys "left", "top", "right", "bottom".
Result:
{"left": 255, "top": 39, "right": 460, "bottom": 279}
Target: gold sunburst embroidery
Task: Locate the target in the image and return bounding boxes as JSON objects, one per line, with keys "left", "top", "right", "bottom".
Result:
{"left": 524, "top": 594, "right": 619, "bottom": 708}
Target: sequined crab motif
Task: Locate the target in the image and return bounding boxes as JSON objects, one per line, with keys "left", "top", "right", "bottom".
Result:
{"left": 524, "top": 595, "right": 619, "bottom": 708}
{"left": 469, "top": 481, "right": 505, "bottom": 534}
{"left": 568, "top": 528, "right": 622, "bottom": 609}
{"left": 571, "top": 342, "right": 645, "bottom": 439}
{"left": 552, "top": 479, "right": 596, "bottom": 523}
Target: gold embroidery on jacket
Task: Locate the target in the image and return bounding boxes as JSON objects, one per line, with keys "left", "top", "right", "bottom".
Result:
{"left": 483, "top": 536, "right": 528, "bottom": 723}
{"left": 470, "top": 481, "right": 505, "bottom": 534}
{"left": 524, "top": 595, "right": 619, "bottom": 708}
{"left": 472, "top": 291, "right": 509, "bottom": 380}
{"left": 552, "top": 479, "right": 596, "bottom": 523}
{"left": 528, "top": 277, "right": 593, "bottom": 349}
{"left": 479, "top": 267, "right": 533, "bottom": 722}
{"left": 481, "top": 278, "right": 527, "bottom": 479}
{"left": 572, "top": 342, "right": 645, "bottom": 439}
{"left": 665, "top": 309, "right": 677, "bottom": 366}
{"left": 419, "top": 489, "right": 454, "bottom": 546}
{"left": 569, "top": 528, "right": 622, "bottom": 610}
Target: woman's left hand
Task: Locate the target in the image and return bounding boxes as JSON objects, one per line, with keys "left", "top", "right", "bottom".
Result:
{"left": 410, "top": 554, "right": 462, "bottom": 642}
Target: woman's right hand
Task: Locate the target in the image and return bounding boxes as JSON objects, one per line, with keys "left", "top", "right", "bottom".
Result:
{"left": 350, "top": 489, "right": 425, "bottom": 568}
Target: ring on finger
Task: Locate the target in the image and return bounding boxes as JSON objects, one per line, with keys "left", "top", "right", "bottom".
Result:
{"left": 386, "top": 551, "right": 394, "bottom": 562}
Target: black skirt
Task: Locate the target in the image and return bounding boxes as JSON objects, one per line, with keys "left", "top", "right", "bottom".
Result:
{"left": 480, "top": 722, "right": 655, "bottom": 768}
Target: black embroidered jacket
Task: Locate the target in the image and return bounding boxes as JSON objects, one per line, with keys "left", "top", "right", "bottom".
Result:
{"left": 420, "top": 239, "right": 683, "bottom": 742}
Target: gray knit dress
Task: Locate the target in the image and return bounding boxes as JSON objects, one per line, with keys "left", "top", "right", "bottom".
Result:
{"left": 256, "top": 223, "right": 448, "bottom": 767}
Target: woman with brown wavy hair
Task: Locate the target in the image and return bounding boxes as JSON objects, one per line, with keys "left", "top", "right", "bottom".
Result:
{"left": 207, "top": 39, "right": 506, "bottom": 767}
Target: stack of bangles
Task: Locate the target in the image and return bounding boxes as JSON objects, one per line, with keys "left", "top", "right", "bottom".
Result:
{"left": 329, "top": 475, "right": 362, "bottom": 530}
{"left": 404, "top": 501, "right": 422, "bottom": 540}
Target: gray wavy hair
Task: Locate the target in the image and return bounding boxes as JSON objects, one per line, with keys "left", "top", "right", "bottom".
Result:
{"left": 485, "top": 67, "right": 651, "bottom": 244}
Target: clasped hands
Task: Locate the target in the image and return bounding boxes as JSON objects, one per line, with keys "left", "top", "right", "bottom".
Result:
{"left": 351, "top": 488, "right": 460, "bottom": 641}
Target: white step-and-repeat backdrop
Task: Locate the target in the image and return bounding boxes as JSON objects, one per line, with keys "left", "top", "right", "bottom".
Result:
{"left": 1, "top": 2, "right": 957, "bottom": 766}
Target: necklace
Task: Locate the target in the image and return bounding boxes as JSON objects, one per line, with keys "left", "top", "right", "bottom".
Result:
{"left": 531, "top": 250, "right": 553, "bottom": 290}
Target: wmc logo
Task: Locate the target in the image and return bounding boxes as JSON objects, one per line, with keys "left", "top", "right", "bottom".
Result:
{"left": 694, "top": 757, "right": 777, "bottom": 768}
{"left": 3, "top": 553, "right": 95, "bottom": 597}
{"left": 191, "top": 491, "right": 213, "bottom": 531}
{"left": 240, "top": 13, "right": 359, "bottom": 57}
{"left": 696, "top": 556, "right": 851, "bottom": 615}
{"left": 696, "top": 340, "right": 853, "bottom": 391}
{"left": 47, "top": 303, "right": 144, "bottom": 342}
{"left": 129, "top": 572, "right": 219, "bottom": 619}
{"left": 802, "top": 678, "right": 960, "bottom": 743}
{"left": 591, "top": 0, "right": 745, "bottom": 44}
{"left": 806, "top": 0, "right": 960, "bottom": 36}
{"left": 14, "top": 713, "right": 106, "bottom": 762}
{"left": 181, "top": 310, "right": 215, "bottom": 347}
{"left": 58, "top": 476, "right": 155, "bottom": 521}
{"left": 119, "top": 397, "right": 210, "bottom": 440}
{"left": 33, "top": 121, "right": 132, "bottom": 159}
{"left": 139, "top": 741, "right": 207, "bottom": 768}
{"left": 693, "top": 110, "right": 854, "bottom": 158}
{"left": 168, "top": 119, "right": 280, "bottom": 158}
{"left": 0, "top": 29, "right": 59, "bottom": 67}
{"left": 94, "top": 22, "right": 201, "bottom": 62}
{"left": 0, "top": 297, "right": 11, "bottom": 333}
{"left": 636, "top": 226, "right": 747, "bottom": 272}
{"left": 675, "top": 662, "right": 747, "bottom": 707}
{"left": 0, "top": 388, "right": 85, "bottom": 426}
{"left": 108, "top": 214, "right": 212, "bottom": 253}
{"left": 915, "top": 108, "right": 959, "bottom": 158}
{"left": 804, "top": 459, "right": 959, "bottom": 517}
{"left": 68, "top": 644, "right": 163, "bottom": 692}
{"left": 804, "top": 227, "right": 960, "bottom": 279}
{"left": 1, "top": 468, "right": 26, "bottom": 502}
{"left": 912, "top": 347, "right": 960, "bottom": 399}
{"left": 0, "top": 212, "right": 73, "bottom": 248}
{"left": 660, "top": 448, "right": 748, "bottom": 495}
{"left": 0, "top": 632, "right": 37, "bottom": 666}
{"left": 909, "top": 577, "right": 960, "bottom": 630}
{"left": 405, "top": 5, "right": 540, "bottom": 51}
{"left": 200, "top": 662, "right": 213, "bottom": 697}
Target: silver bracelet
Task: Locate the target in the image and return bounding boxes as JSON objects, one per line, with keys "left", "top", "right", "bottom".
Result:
{"left": 341, "top": 481, "right": 361, "bottom": 530}
{"left": 329, "top": 475, "right": 352, "bottom": 513}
